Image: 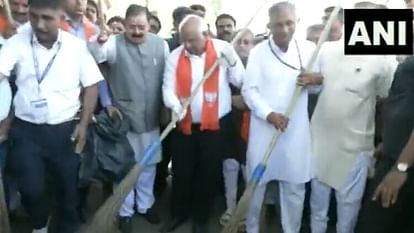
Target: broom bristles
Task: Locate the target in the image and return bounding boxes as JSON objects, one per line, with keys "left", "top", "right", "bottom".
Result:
{"left": 222, "top": 181, "right": 258, "bottom": 233}
{"left": 79, "top": 165, "right": 143, "bottom": 233}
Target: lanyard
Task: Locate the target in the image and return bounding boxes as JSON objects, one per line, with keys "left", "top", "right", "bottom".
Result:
{"left": 31, "top": 34, "right": 62, "bottom": 84}
{"left": 268, "top": 39, "right": 304, "bottom": 72}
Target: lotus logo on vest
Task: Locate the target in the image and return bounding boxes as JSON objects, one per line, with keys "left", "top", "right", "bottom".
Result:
{"left": 344, "top": 9, "right": 413, "bottom": 55}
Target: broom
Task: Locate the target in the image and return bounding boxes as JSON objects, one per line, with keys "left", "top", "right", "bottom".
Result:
{"left": 79, "top": 1, "right": 270, "bottom": 232}
{"left": 97, "top": 0, "right": 111, "bottom": 32}
{"left": 2, "top": 0, "right": 13, "bottom": 25}
{"left": 221, "top": 5, "right": 343, "bottom": 233}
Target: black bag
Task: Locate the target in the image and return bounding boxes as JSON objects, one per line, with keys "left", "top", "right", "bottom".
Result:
{"left": 79, "top": 111, "right": 135, "bottom": 187}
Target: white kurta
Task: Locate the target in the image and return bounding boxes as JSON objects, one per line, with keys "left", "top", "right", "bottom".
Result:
{"left": 242, "top": 38, "right": 318, "bottom": 185}
{"left": 0, "top": 79, "right": 11, "bottom": 121}
{"left": 311, "top": 40, "right": 398, "bottom": 189}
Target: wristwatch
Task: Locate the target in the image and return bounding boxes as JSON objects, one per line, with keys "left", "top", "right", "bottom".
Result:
{"left": 397, "top": 162, "right": 410, "bottom": 173}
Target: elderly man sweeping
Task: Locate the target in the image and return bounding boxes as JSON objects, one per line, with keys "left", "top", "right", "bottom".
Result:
{"left": 161, "top": 14, "right": 244, "bottom": 233}
{"left": 242, "top": 2, "right": 323, "bottom": 233}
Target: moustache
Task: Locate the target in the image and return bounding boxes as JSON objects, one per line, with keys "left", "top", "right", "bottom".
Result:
{"left": 34, "top": 29, "right": 48, "bottom": 34}
{"left": 132, "top": 34, "right": 144, "bottom": 38}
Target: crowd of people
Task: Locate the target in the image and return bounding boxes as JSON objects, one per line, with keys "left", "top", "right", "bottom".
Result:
{"left": 0, "top": 0, "right": 413, "bottom": 233}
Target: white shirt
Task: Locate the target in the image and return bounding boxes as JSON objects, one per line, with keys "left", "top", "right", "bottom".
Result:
{"left": 242, "top": 38, "right": 319, "bottom": 184}
{"left": 16, "top": 21, "right": 31, "bottom": 33}
{"left": 311, "top": 40, "right": 398, "bottom": 189}
{"left": 163, "top": 39, "right": 245, "bottom": 122}
{"left": 0, "top": 79, "right": 11, "bottom": 121}
{"left": 0, "top": 27, "right": 103, "bottom": 124}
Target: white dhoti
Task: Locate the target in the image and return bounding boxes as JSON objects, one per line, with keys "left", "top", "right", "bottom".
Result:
{"left": 310, "top": 152, "right": 372, "bottom": 233}
{"left": 242, "top": 38, "right": 318, "bottom": 233}
{"left": 223, "top": 158, "right": 241, "bottom": 210}
{"left": 118, "top": 128, "right": 161, "bottom": 217}
{"left": 246, "top": 181, "right": 305, "bottom": 233}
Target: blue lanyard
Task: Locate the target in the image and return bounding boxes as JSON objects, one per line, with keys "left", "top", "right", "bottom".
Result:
{"left": 31, "top": 34, "right": 62, "bottom": 84}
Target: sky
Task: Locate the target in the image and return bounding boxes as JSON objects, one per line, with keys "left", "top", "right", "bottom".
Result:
{"left": 106, "top": 0, "right": 407, "bottom": 38}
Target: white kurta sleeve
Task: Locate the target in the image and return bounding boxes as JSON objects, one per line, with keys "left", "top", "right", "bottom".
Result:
{"left": 225, "top": 46, "right": 245, "bottom": 88}
{"left": 0, "top": 36, "right": 19, "bottom": 78}
{"left": 0, "top": 79, "right": 11, "bottom": 121}
{"left": 164, "top": 41, "right": 170, "bottom": 59}
{"left": 242, "top": 47, "right": 273, "bottom": 121}
{"left": 87, "top": 34, "right": 117, "bottom": 64}
{"left": 376, "top": 55, "right": 398, "bottom": 98}
{"left": 162, "top": 51, "right": 182, "bottom": 114}
{"left": 80, "top": 44, "right": 104, "bottom": 87}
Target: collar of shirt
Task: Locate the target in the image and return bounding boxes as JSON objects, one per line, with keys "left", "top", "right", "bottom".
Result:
{"left": 183, "top": 48, "right": 206, "bottom": 59}
{"left": 31, "top": 29, "right": 63, "bottom": 49}
{"left": 64, "top": 14, "right": 83, "bottom": 30}
{"left": 269, "top": 37, "right": 296, "bottom": 55}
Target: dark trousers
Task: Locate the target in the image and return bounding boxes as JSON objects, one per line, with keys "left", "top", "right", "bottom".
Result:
{"left": 356, "top": 157, "right": 414, "bottom": 233}
{"left": 0, "top": 141, "right": 7, "bottom": 170}
{"left": 170, "top": 114, "right": 230, "bottom": 223}
{"left": 8, "top": 118, "right": 80, "bottom": 233}
{"left": 154, "top": 130, "right": 172, "bottom": 195}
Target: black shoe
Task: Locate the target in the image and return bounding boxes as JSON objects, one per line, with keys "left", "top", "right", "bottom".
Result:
{"left": 159, "top": 218, "right": 185, "bottom": 233}
{"left": 139, "top": 207, "right": 161, "bottom": 225}
{"left": 119, "top": 216, "right": 133, "bottom": 233}
{"left": 192, "top": 221, "right": 207, "bottom": 233}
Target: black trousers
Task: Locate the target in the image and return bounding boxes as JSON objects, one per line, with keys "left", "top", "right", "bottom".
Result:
{"left": 356, "top": 157, "right": 414, "bottom": 233}
{"left": 170, "top": 114, "right": 230, "bottom": 223}
{"left": 154, "top": 129, "right": 172, "bottom": 195}
{"left": 8, "top": 118, "right": 80, "bottom": 233}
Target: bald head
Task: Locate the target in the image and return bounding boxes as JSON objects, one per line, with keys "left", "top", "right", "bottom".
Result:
{"left": 179, "top": 15, "right": 209, "bottom": 55}
{"left": 179, "top": 14, "right": 208, "bottom": 36}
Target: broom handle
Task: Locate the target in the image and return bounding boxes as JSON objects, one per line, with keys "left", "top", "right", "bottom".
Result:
{"left": 97, "top": 0, "right": 106, "bottom": 31}
{"left": 259, "top": 5, "right": 343, "bottom": 165}
{"left": 160, "top": 0, "right": 270, "bottom": 141}
{"left": 3, "top": 0, "right": 14, "bottom": 24}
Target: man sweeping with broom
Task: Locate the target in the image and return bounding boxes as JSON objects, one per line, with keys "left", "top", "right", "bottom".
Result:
{"left": 88, "top": 4, "right": 169, "bottom": 233}
{"left": 241, "top": 2, "right": 323, "bottom": 233}
{"left": 161, "top": 14, "right": 244, "bottom": 233}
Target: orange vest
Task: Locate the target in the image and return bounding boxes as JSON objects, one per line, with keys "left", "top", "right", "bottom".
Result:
{"left": 240, "top": 111, "right": 250, "bottom": 142}
{"left": 175, "top": 38, "right": 220, "bottom": 135}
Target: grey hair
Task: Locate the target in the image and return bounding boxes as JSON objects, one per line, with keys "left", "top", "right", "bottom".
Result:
{"left": 268, "top": 1, "right": 296, "bottom": 17}
{"left": 354, "top": 1, "right": 379, "bottom": 9}
{"left": 234, "top": 28, "right": 254, "bottom": 39}
{"left": 178, "top": 14, "right": 209, "bottom": 35}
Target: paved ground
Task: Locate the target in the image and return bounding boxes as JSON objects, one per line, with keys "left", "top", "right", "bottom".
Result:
{"left": 10, "top": 178, "right": 335, "bottom": 233}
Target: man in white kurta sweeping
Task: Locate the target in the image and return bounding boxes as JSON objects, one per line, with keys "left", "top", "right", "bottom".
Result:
{"left": 242, "top": 2, "right": 322, "bottom": 233}
{"left": 310, "top": 37, "right": 398, "bottom": 233}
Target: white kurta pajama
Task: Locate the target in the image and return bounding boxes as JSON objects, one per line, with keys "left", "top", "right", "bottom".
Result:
{"left": 242, "top": 38, "right": 318, "bottom": 233}
{"left": 310, "top": 40, "right": 397, "bottom": 233}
